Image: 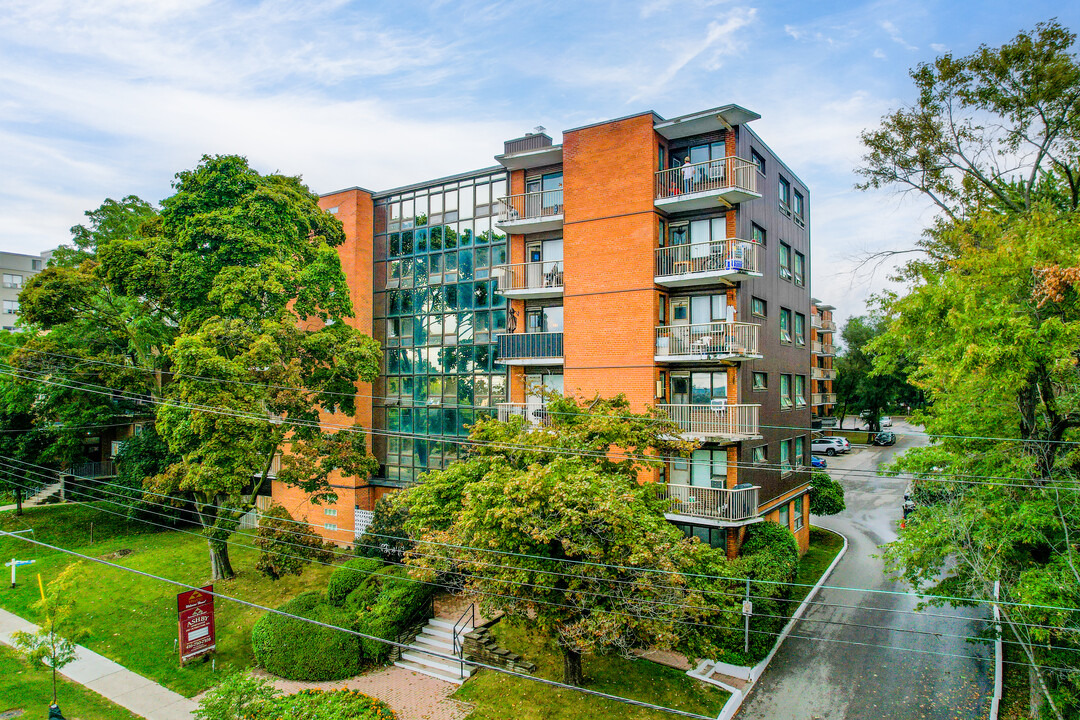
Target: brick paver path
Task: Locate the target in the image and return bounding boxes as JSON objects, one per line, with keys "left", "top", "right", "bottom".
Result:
{"left": 254, "top": 666, "right": 474, "bottom": 720}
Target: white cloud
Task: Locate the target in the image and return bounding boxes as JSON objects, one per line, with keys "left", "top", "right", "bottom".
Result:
{"left": 931, "top": 43, "right": 948, "bottom": 53}
{"left": 873, "top": 48, "right": 887, "bottom": 59}
{"left": 880, "top": 20, "right": 918, "bottom": 51}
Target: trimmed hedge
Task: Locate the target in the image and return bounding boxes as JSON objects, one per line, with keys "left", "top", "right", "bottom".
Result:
{"left": 349, "top": 567, "right": 436, "bottom": 663}
{"left": 251, "top": 689, "right": 396, "bottom": 720}
{"left": 327, "top": 557, "right": 384, "bottom": 606}
{"left": 251, "top": 591, "right": 363, "bottom": 681}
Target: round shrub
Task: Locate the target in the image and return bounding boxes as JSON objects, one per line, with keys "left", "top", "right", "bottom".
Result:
{"left": 350, "top": 567, "right": 436, "bottom": 663}
{"left": 251, "top": 591, "right": 363, "bottom": 681}
{"left": 327, "top": 557, "right": 384, "bottom": 606}
{"left": 809, "top": 471, "right": 846, "bottom": 516}
{"left": 251, "top": 688, "right": 396, "bottom": 720}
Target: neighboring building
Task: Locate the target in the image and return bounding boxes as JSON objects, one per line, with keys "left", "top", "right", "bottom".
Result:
{"left": 0, "top": 249, "right": 53, "bottom": 331}
{"left": 810, "top": 299, "right": 837, "bottom": 424}
{"left": 275, "top": 104, "right": 814, "bottom": 555}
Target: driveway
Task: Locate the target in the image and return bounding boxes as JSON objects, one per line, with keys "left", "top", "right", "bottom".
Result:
{"left": 738, "top": 420, "right": 992, "bottom": 719}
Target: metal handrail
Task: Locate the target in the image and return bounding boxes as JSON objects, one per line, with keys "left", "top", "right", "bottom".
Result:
{"left": 655, "top": 322, "right": 759, "bottom": 358}
{"left": 656, "top": 403, "right": 760, "bottom": 438}
{"left": 655, "top": 239, "right": 761, "bottom": 277}
{"left": 493, "top": 261, "right": 564, "bottom": 292}
{"left": 655, "top": 157, "right": 759, "bottom": 200}
{"left": 497, "top": 190, "right": 564, "bottom": 222}
{"left": 661, "top": 483, "right": 759, "bottom": 522}
{"left": 497, "top": 401, "right": 549, "bottom": 426}
{"left": 453, "top": 602, "right": 476, "bottom": 678}
{"left": 497, "top": 332, "right": 564, "bottom": 360}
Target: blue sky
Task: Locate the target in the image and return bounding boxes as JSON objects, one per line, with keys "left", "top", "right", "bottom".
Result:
{"left": 1, "top": 0, "right": 1077, "bottom": 321}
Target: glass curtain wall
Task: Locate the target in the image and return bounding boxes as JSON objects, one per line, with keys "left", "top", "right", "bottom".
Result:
{"left": 374, "top": 170, "right": 509, "bottom": 484}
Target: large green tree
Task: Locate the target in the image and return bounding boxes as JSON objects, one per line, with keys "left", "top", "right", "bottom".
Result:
{"left": 400, "top": 393, "right": 774, "bottom": 686}
{"left": 833, "top": 315, "right": 919, "bottom": 431}
{"left": 140, "top": 155, "right": 381, "bottom": 580}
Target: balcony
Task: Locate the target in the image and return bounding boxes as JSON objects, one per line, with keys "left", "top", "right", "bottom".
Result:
{"left": 654, "top": 240, "right": 762, "bottom": 287}
{"left": 657, "top": 402, "right": 761, "bottom": 441}
{"left": 661, "top": 483, "right": 760, "bottom": 525}
{"left": 655, "top": 322, "right": 760, "bottom": 362}
{"left": 496, "top": 191, "right": 564, "bottom": 233}
{"left": 812, "top": 393, "right": 837, "bottom": 406}
{"left": 497, "top": 401, "right": 549, "bottom": 427}
{"left": 70, "top": 460, "right": 116, "bottom": 478}
{"left": 811, "top": 367, "right": 836, "bottom": 381}
{"left": 818, "top": 319, "right": 837, "bottom": 333}
{"left": 654, "top": 157, "right": 761, "bottom": 212}
{"left": 812, "top": 340, "right": 836, "bottom": 356}
{"left": 493, "top": 261, "right": 563, "bottom": 299}
{"left": 496, "top": 332, "right": 564, "bottom": 366}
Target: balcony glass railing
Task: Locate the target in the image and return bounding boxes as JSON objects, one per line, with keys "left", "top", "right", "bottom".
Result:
{"left": 657, "top": 403, "right": 760, "bottom": 438}
{"left": 497, "top": 332, "right": 564, "bottom": 361}
{"left": 661, "top": 483, "right": 759, "bottom": 523}
{"left": 493, "top": 261, "right": 563, "bottom": 293}
{"left": 655, "top": 157, "right": 759, "bottom": 201}
{"left": 655, "top": 240, "right": 761, "bottom": 278}
{"left": 655, "top": 322, "right": 759, "bottom": 359}
{"left": 497, "top": 190, "right": 564, "bottom": 223}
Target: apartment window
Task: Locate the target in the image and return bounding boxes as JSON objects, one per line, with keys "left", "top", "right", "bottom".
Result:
{"left": 793, "top": 190, "right": 805, "bottom": 221}
{"left": 780, "top": 308, "right": 792, "bottom": 343}
{"left": 780, "top": 438, "right": 793, "bottom": 476}
{"left": 779, "top": 502, "right": 790, "bottom": 528}
{"left": 794, "top": 496, "right": 805, "bottom": 531}
{"left": 780, "top": 374, "right": 793, "bottom": 409}
{"left": 795, "top": 375, "right": 807, "bottom": 407}
{"left": 794, "top": 312, "right": 806, "bottom": 346}
{"left": 324, "top": 523, "right": 338, "bottom": 531}
{"left": 794, "top": 251, "right": 805, "bottom": 286}
{"left": 2, "top": 274, "right": 21, "bottom": 289}
{"left": 658, "top": 294, "right": 667, "bottom": 324}
{"left": 795, "top": 436, "right": 806, "bottom": 467}
{"left": 752, "top": 446, "right": 767, "bottom": 464}
{"left": 752, "top": 223, "right": 766, "bottom": 246}
{"left": 657, "top": 370, "right": 667, "bottom": 399}
{"left": 325, "top": 508, "right": 338, "bottom": 517}
{"left": 658, "top": 144, "right": 666, "bottom": 171}
{"left": 690, "top": 448, "right": 728, "bottom": 486}
{"left": 751, "top": 149, "right": 766, "bottom": 176}
{"left": 2, "top": 326, "right": 14, "bottom": 332}
{"left": 753, "top": 372, "right": 767, "bottom": 391}
{"left": 752, "top": 297, "right": 767, "bottom": 317}
{"left": 779, "top": 243, "right": 792, "bottom": 280}
{"left": 31, "top": 260, "right": 41, "bottom": 270}
{"left": 687, "top": 371, "right": 728, "bottom": 404}
{"left": 2, "top": 300, "right": 18, "bottom": 315}
{"left": 778, "top": 177, "right": 791, "bottom": 214}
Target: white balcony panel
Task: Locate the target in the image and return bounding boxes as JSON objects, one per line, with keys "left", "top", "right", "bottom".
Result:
{"left": 661, "top": 483, "right": 760, "bottom": 524}
{"left": 655, "top": 322, "right": 760, "bottom": 362}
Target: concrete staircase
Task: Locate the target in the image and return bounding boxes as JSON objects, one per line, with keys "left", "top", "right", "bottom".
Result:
{"left": 394, "top": 617, "right": 476, "bottom": 684}
{"left": 25, "top": 482, "right": 63, "bottom": 507}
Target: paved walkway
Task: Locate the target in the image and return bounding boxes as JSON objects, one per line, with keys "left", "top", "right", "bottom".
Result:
{"left": 0, "top": 608, "right": 196, "bottom": 720}
{"left": 254, "top": 667, "right": 474, "bottom": 720}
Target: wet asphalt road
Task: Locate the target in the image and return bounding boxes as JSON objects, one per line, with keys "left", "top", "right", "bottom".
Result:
{"left": 738, "top": 421, "right": 992, "bottom": 720}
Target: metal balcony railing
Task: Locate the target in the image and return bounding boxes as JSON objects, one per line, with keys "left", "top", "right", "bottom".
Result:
{"left": 655, "top": 157, "right": 759, "bottom": 201}
{"left": 497, "top": 401, "right": 550, "bottom": 427}
{"left": 811, "top": 315, "right": 822, "bottom": 328}
{"left": 812, "top": 367, "right": 836, "bottom": 381}
{"left": 655, "top": 240, "right": 761, "bottom": 279}
{"left": 657, "top": 403, "right": 760, "bottom": 439}
{"left": 812, "top": 393, "right": 837, "bottom": 405}
{"left": 819, "top": 320, "right": 837, "bottom": 332}
{"left": 655, "top": 322, "right": 759, "bottom": 359}
{"left": 661, "top": 483, "right": 759, "bottom": 523}
{"left": 497, "top": 190, "right": 564, "bottom": 223}
{"left": 493, "top": 261, "right": 563, "bottom": 293}
{"left": 71, "top": 460, "right": 116, "bottom": 478}
{"left": 497, "top": 332, "right": 564, "bottom": 361}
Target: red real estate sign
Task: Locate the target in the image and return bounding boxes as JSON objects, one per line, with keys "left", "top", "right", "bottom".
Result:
{"left": 177, "top": 585, "right": 216, "bottom": 662}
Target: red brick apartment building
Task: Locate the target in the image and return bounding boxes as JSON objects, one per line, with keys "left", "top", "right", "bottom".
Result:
{"left": 273, "top": 104, "right": 815, "bottom": 555}
{"left": 810, "top": 299, "right": 837, "bottom": 425}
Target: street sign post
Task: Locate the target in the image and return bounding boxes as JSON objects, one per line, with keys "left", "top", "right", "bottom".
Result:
{"left": 177, "top": 585, "right": 216, "bottom": 663}
{"left": 6, "top": 558, "right": 34, "bottom": 588}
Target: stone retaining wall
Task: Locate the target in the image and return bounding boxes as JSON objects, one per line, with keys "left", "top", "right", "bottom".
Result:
{"left": 463, "top": 626, "right": 537, "bottom": 674}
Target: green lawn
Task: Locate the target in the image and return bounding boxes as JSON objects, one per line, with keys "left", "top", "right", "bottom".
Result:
{"left": 791, "top": 526, "right": 845, "bottom": 605}
{"left": 0, "top": 503, "right": 336, "bottom": 698}
{"left": 0, "top": 645, "right": 144, "bottom": 720}
{"left": 454, "top": 621, "right": 730, "bottom": 720}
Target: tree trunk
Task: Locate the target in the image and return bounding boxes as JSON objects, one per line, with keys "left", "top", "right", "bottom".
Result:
{"left": 1029, "top": 664, "right": 1044, "bottom": 719}
{"left": 208, "top": 538, "right": 234, "bottom": 581}
{"left": 562, "top": 647, "right": 583, "bottom": 687}
{"left": 14, "top": 487, "right": 22, "bottom": 516}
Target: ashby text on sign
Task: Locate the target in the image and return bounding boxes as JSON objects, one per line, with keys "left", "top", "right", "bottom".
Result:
{"left": 177, "top": 585, "right": 216, "bottom": 662}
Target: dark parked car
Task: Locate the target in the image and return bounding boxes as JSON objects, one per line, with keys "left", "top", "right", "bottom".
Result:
{"left": 872, "top": 431, "right": 896, "bottom": 446}
{"left": 811, "top": 455, "right": 827, "bottom": 469}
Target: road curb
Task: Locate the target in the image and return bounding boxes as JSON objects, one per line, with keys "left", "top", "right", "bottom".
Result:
{"left": 711, "top": 527, "right": 849, "bottom": 720}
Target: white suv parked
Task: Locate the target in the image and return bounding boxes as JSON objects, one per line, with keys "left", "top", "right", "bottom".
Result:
{"left": 812, "top": 437, "right": 851, "bottom": 456}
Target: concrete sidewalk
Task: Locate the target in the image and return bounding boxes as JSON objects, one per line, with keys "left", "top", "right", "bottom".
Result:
{"left": 0, "top": 607, "right": 195, "bottom": 720}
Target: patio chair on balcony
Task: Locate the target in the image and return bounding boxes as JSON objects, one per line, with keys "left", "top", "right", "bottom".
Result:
{"left": 691, "top": 336, "right": 714, "bottom": 355}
